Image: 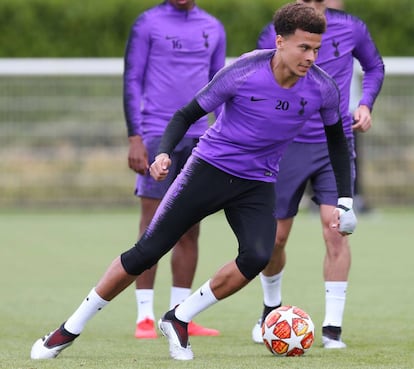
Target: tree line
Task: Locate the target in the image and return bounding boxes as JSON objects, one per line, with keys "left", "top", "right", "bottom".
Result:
{"left": 0, "top": 0, "right": 412, "bottom": 57}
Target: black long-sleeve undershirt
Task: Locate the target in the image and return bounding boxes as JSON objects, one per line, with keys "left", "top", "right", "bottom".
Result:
{"left": 324, "top": 120, "right": 352, "bottom": 198}
{"left": 157, "top": 99, "right": 207, "bottom": 156}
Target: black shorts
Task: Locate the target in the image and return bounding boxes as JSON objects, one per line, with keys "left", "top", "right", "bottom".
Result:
{"left": 121, "top": 156, "right": 276, "bottom": 280}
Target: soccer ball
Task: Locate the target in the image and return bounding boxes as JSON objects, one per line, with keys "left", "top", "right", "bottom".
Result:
{"left": 262, "top": 305, "right": 315, "bottom": 357}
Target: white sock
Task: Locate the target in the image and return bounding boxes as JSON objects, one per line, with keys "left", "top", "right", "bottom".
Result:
{"left": 322, "top": 281, "right": 347, "bottom": 327}
{"left": 260, "top": 270, "right": 283, "bottom": 307}
{"left": 136, "top": 289, "right": 155, "bottom": 322}
{"left": 175, "top": 280, "right": 218, "bottom": 323}
{"left": 170, "top": 286, "right": 191, "bottom": 309}
{"left": 64, "top": 288, "right": 109, "bottom": 335}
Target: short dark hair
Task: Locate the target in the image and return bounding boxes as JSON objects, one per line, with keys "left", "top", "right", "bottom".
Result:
{"left": 273, "top": 2, "right": 326, "bottom": 37}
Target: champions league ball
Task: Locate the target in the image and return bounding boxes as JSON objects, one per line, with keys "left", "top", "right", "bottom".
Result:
{"left": 262, "top": 305, "right": 315, "bottom": 357}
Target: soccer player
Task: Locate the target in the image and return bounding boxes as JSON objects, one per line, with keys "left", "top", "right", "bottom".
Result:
{"left": 124, "top": 0, "right": 225, "bottom": 338}
{"left": 31, "top": 2, "right": 357, "bottom": 361}
{"left": 251, "top": 0, "right": 384, "bottom": 348}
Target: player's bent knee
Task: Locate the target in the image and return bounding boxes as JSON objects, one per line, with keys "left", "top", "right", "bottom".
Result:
{"left": 120, "top": 242, "right": 158, "bottom": 275}
{"left": 236, "top": 251, "right": 272, "bottom": 280}
{"left": 120, "top": 246, "right": 141, "bottom": 275}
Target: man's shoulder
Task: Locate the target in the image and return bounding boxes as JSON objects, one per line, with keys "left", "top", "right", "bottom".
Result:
{"left": 217, "top": 49, "right": 273, "bottom": 85}
{"left": 326, "top": 8, "right": 367, "bottom": 28}
{"left": 238, "top": 49, "right": 274, "bottom": 62}
{"left": 195, "top": 6, "right": 225, "bottom": 28}
{"left": 226, "top": 49, "right": 274, "bottom": 75}
{"left": 135, "top": 3, "right": 164, "bottom": 24}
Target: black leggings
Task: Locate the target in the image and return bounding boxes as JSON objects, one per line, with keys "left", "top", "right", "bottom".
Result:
{"left": 121, "top": 156, "right": 276, "bottom": 280}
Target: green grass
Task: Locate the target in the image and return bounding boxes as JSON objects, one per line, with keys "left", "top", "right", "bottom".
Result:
{"left": 1, "top": 207, "right": 413, "bottom": 369}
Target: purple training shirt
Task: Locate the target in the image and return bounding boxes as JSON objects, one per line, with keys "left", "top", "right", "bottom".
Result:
{"left": 124, "top": 1, "right": 226, "bottom": 138}
{"left": 193, "top": 49, "right": 341, "bottom": 182}
{"left": 257, "top": 8, "right": 384, "bottom": 143}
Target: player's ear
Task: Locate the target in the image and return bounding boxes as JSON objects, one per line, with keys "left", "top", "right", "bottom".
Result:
{"left": 276, "top": 34, "right": 284, "bottom": 49}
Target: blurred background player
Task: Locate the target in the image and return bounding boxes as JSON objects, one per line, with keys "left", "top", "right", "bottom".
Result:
{"left": 123, "top": 0, "right": 226, "bottom": 338}
{"left": 251, "top": 0, "right": 384, "bottom": 348}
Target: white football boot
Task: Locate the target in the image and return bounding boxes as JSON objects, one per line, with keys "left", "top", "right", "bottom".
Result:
{"left": 251, "top": 318, "right": 264, "bottom": 344}
{"left": 158, "top": 310, "right": 193, "bottom": 360}
{"left": 31, "top": 324, "right": 78, "bottom": 359}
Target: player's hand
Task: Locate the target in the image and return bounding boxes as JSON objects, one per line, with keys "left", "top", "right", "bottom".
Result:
{"left": 331, "top": 197, "right": 357, "bottom": 235}
{"left": 128, "top": 135, "right": 148, "bottom": 175}
{"left": 352, "top": 105, "right": 372, "bottom": 133}
{"left": 149, "top": 153, "right": 171, "bottom": 181}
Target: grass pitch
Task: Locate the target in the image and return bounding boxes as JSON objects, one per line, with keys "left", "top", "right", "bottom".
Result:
{"left": 1, "top": 207, "right": 413, "bottom": 369}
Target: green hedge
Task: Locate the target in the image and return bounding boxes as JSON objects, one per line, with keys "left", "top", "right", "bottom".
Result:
{"left": 0, "top": 0, "right": 413, "bottom": 57}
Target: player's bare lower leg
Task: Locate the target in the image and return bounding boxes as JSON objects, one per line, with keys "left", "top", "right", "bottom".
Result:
{"left": 96, "top": 257, "right": 137, "bottom": 300}
{"left": 320, "top": 204, "right": 350, "bottom": 348}
{"left": 263, "top": 218, "right": 293, "bottom": 276}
